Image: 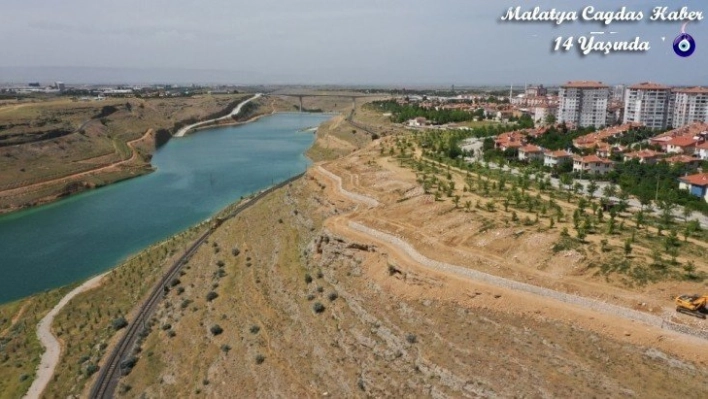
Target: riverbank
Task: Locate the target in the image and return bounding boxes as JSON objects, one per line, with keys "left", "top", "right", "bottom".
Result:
{"left": 0, "top": 105, "right": 352, "bottom": 398}
{"left": 0, "top": 94, "right": 250, "bottom": 216}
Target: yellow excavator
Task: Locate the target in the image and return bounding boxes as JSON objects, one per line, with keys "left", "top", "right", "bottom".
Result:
{"left": 675, "top": 294, "right": 708, "bottom": 319}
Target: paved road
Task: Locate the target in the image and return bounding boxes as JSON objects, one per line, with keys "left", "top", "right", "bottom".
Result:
{"left": 174, "top": 93, "right": 262, "bottom": 137}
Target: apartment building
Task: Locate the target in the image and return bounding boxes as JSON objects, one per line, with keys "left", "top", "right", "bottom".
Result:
{"left": 671, "top": 87, "right": 708, "bottom": 127}
{"left": 623, "top": 82, "right": 672, "bottom": 129}
{"left": 557, "top": 81, "right": 609, "bottom": 128}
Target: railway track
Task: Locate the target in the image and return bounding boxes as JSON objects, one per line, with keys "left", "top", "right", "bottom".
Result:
{"left": 89, "top": 172, "right": 304, "bottom": 398}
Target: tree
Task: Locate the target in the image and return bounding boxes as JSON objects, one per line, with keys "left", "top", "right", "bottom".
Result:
{"left": 657, "top": 193, "right": 677, "bottom": 227}
{"left": 635, "top": 211, "right": 645, "bottom": 228}
{"left": 464, "top": 200, "right": 472, "bottom": 212}
{"left": 624, "top": 239, "right": 632, "bottom": 257}
{"left": 545, "top": 113, "right": 557, "bottom": 126}
{"left": 560, "top": 174, "right": 573, "bottom": 191}
{"left": 602, "top": 184, "right": 616, "bottom": 200}
{"left": 587, "top": 181, "right": 599, "bottom": 199}
{"left": 453, "top": 195, "right": 460, "bottom": 208}
{"left": 617, "top": 190, "right": 630, "bottom": 213}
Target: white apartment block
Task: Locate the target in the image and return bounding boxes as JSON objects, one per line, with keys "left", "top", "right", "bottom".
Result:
{"left": 623, "top": 82, "right": 672, "bottom": 130}
{"left": 557, "top": 81, "right": 609, "bottom": 128}
{"left": 672, "top": 87, "right": 708, "bottom": 127}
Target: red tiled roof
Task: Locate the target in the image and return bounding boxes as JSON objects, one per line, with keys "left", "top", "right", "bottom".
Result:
{"left": 665, "top": 155, "right": 700, "bottom": 164}
{"left": 624, "top": 150, "right": 661, "bottom": 159}
{"left": 545, "top": 150, "right": 573, "bottom": 158}
{"left": 575, "top": 155, "right": 613, "bottom": 164}
{"left": 674, "top": 87, "right": 708, "bottom": 94}
{"left": 519, "top": 145, "right": 542, "bottom": 153}
{"left": 562, "top": 81, "right": 608, "bottom": 89}
{"left": 680, "top": 173, "right": 708, "bottom": 187}
{"left": 668, "top": 136, "right": 699, "bottom": 147}
{"left": 628, "top": 82, "right": 670, "bottom": 90}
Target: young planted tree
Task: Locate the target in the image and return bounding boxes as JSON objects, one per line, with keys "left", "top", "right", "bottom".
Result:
{"left": 587, "top": 180, "right": 599, "bottom": 199}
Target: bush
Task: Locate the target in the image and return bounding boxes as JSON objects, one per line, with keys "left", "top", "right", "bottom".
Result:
{"left": 119, "top": 357, "right": 138, "bottom": 375}
{"left": 210, "top": 324, "right": 224, "bottom": 336}
{"left": 112, "top": 317, "right": 128, "bottom": 331}
{"left": 250, "top": 325, "right": 260, "bottom": 334}
{"left": 170, "top": 278, "right": 181, "bottom": 287}
{"left": 313, "top": 302, "right": 326, "bottom": 314}
{"left": 221, "top": 344, "right": 231, "bottom": 353}
{"left": 180, "top": 299, "right": 193, "bottom": 309}
{"left": 304, "top": 274, "right": 313, "bottom": 284}
{"left": 216, "top": 260, "right": 225, "bottom": 267}
{"left": 85, "top": 363, "right": 99, "bottom": 376}
{"left": 232, "top": 248, "right": 241, "bottom": 256}
{"left": 328, "top": 292, "right": 338, "bottom": 301}
{"left": 255, "top": 354, "right": 265, "bottom": 364}
{"left": 406, "top": 334, "right": 417, "bottom": 344}
{"left": 206, "top": 291, "right": 219, "bottom": 302}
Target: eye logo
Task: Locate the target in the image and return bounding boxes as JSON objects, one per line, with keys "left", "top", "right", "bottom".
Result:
{"left": 674, "top": 22, "right": 696, "bottom": 58}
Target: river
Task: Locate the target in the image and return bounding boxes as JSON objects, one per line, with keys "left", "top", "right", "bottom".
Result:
{"left": 0, "top": 113, "right": 330, "bottom": 303}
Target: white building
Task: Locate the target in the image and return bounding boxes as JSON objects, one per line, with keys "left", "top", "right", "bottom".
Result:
{"left": 697, "top": 142, "right": 708, "bottom": 160}
{"left": 543, "top": 150, "right": 574, "bottom": 168}
{"left": 533, "top": 104, "right": 558, "bottom": 125}
{"left": 623, "top": 82, "right": 672, "bottom": 130}
{"left": 573, "top": 155, "right": 614, "bottom": 175}
{"left": 557, "top": 81, "right": 609, "bottom": 128}
{"left": 518, "top": 145, "right": 544, "bottom": 162}
{"left": 671, "top": 87, "right": 708, "bottom": 128}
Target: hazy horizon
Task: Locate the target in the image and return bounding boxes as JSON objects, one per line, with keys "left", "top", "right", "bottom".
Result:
{"left": 1, "top": 0, "right": 706, "bottom": 86}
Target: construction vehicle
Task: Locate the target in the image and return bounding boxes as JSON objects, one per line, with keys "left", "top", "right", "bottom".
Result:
{"left": 675, "top": 294, "right": 708, "bottom": 319}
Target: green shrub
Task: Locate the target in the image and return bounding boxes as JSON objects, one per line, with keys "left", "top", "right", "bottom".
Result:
{"left": 112, "top": 317, "right": 128, "bottom": 331}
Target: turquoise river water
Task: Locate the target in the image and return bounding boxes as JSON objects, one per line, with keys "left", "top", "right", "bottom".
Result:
{"left": 0, "top": 113, "right": 330, "bottom": 303}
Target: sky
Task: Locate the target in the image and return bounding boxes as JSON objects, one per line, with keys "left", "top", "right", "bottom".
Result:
{"left": 0, "top": 0, "right": 706, "bottom": 85}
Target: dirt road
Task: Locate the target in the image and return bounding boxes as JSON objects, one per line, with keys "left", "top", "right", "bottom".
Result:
{"left": 23, "top": 273, "right": 107, "bottom": 399}
{"left": 312, "top": 165, "right": 708, "bottom": 346}
{"left": 0, "top": 129, "right": 152, "bottom": 199}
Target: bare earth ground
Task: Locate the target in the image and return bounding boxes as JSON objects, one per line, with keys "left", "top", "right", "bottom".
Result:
{"left": 110, "top": 111, "right": 707, "bottom": 398}
{"left": 0, "top": 94, "right": 247, "bottom": 213}
{"left": 4, "top": 101, "right": 708, "bottom": 398}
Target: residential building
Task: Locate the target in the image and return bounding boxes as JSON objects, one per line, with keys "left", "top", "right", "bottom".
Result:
{"left": 518, "top": 145, "right": 544, "bottom": 162}
{"left": 525, "top": 84, "right": 548, "bottom": 97}
{"left": 572, "top": 123, "right": 637, "bottom": 150}
{"left": 494, "top": 131, "right": 525, "bottom": 151}
{"left": 623, "top": 82, "right": 672, "bottom": 129}
{"left": 611, "top": 85, "right": 626, "bottom": 102}
{"left": 623, "top": 150, "right": 662, "bottom": 164}
{"left": 672, "top": 87, "right": 708, "bottom": 127}
{"left": 544, "top": 150, "right": 574, "bottom": 168}
{"left": 666, "top": 135, "right": 702, "bottom": 155}
{"left": 533, "top": 104, "right": 558, "bottom": 125}
{"left": 697, "top": 142, "right": 708, "bottom": 160}
{"left": 573, "top": 155, "right": 614, "bottom": 175}
{"left": 678, "top": 173, "right": 708, "bottom": 202}
{"left": 557, "top": 81, "right": 609, "bottom": 128}
{"left": 407, "top": 117, "right": 430, "bottom": 127}
{"left": 649, "top": 122, "right": 708, "bottom": 151}
{"left": 664, "top": 155, "right": 702, "bottom": 169}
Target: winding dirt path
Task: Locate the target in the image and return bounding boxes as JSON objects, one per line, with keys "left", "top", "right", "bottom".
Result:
{"left": 23, "top": 273, "right": 107, "bottom": 399}
{"left": 0, "top": 129, "right": 152, "bottom": 198}
{"left": 312, "top": 165, "right": 708, "bottom": 344}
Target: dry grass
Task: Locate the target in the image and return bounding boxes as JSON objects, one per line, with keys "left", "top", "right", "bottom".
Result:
{"left": 0, "top": 94, "right": 248, "bottom": 213}
{"left": 40, "top": 224, "right": 208, "bottom": 398}
{"left": 0, "top": 287, "right": 72, "bottom": 399}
